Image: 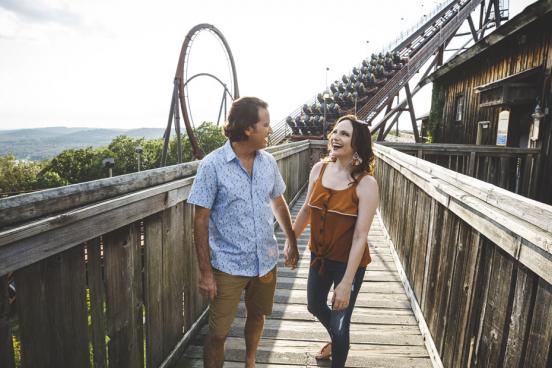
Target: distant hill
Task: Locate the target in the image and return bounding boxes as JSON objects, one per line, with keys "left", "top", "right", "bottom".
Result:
{"left": 0, "top": 127, "right": 165, "bottom": 160}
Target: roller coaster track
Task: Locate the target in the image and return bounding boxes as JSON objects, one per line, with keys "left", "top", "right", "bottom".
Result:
{"left": 270, "top": 0, "right": 509, "bottom": 145}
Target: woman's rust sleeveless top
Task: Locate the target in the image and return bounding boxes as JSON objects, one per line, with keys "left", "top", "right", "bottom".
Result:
{"left": 308, "top": 162, "right": 372, "bottom": 272}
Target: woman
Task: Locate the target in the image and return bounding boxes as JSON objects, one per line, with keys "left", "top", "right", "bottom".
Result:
{"left": 290, "top": 114, "right": 379, "bottom": 366}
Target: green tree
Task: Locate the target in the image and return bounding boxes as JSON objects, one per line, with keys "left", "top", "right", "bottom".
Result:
{"left": 0, "top": 155, "right": 41, "bottom": 195}
{"left": 195, "top": 122, "right": 227, "bottom": 156}
{"left": 42, "top": 147, "right": 114, "bottom": 184}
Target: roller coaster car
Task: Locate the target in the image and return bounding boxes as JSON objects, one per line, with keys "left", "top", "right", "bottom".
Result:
{"left": 298, "top": 120, "right": 310, "bottom": 136}
{"left": 286, "top": 116, "right": 301, "bottom": 135}
{"left": 374, "top": 65, "right": 385, "bottom": 77}
{"left": 310, "top": 103, "right": 321, "bottom": 114}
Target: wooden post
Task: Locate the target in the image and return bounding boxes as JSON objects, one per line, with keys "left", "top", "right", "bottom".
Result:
{"left": 468, "top": 151, "right": 476, "bottom": 177}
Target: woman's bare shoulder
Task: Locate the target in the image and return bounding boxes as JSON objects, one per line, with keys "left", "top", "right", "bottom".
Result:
{"left": 357, "top": 174, "right": 379, "bottom": 196}
{"left": 310, "top": 161, "right": 324, "bottom": 178}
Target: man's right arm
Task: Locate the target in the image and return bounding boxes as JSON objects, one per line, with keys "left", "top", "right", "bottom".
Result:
{"left": 194, "top": 205, "right": 217, "bottom": 301}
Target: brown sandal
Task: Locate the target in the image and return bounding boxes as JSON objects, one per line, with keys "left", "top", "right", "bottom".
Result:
{"left": 315, "top": 342, "right": 332, "bottom": 360}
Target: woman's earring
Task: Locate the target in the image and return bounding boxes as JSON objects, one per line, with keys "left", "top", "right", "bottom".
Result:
{"left": 352, "top": 152, "right": 363, "bottom": 166}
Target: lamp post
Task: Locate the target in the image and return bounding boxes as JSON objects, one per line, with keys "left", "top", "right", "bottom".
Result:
{"left": 530, "top": 104, "right": 545, "bottom": 145}
{"left": 102, "top": 158, "right": 115, "bottom": 178}
{"left": 135, "top": 146, "right": 143, "bottom": 172}
{"left": 323, "top": 67, "right": 330, "bottom": 137}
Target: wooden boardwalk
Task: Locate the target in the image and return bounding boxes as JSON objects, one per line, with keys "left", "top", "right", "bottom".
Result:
{"left": 177, "top": 193, "right": 432, "bottom": 367}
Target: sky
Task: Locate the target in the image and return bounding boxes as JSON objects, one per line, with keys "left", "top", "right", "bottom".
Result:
{"left": 0, "top": 0, "right": 537, "bottom": 132}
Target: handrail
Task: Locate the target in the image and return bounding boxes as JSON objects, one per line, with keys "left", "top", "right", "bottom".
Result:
{"left": 0, "top": 141, "right": 312, "bottom": 274}
{"left": 379, "top": 142, "right": 541, "bottom": 155}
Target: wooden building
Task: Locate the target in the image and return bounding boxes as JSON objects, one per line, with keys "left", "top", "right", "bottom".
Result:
{"left": 427, "top": 0, "right": 552, "bottom": 203}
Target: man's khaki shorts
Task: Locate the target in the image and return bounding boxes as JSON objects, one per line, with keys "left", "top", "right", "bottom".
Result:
{"left": 208, "top": 267, "right": 277, "bottom": 337}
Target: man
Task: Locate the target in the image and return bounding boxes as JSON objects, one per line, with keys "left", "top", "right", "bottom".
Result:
{"left": 187, "top": 96, "right": 299, "bottom": 367}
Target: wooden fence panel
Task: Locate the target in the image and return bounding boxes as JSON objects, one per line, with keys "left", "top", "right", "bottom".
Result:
{"left": 15, "top": 245, "right": 89, "bottom": 368}
{"left": 374, "top": 144, "right": 552, "bottom": 368}
{"left": 0, "top": 141, "right": 311, "bottom": 366}
{"left": 104, "top": 224, "right": 143, "bottom": 368}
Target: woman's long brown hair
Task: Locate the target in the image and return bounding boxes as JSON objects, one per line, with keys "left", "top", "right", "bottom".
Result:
{"left": 326, "top": 114, "right": 375, "bottom": 182}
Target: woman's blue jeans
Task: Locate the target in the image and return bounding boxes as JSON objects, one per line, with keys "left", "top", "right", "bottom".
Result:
{"left": 307, "top": 253, "right": 366, "bottom": 367}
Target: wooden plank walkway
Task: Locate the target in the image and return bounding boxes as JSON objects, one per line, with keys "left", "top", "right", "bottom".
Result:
{"left": 177, "top": 193, "right": 432, "bottom": 367}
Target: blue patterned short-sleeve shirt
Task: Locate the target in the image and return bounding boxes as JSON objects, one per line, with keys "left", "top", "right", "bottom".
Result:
{"left": 187, "top": 140, "right": 286, "bottom": 277}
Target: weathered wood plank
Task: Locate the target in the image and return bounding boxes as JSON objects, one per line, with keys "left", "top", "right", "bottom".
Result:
{"left": 421, "top": 203, "right": 446, "bottom": 324}
{"left": 235, "top": 302, "right": 418, "bottom": 325}
{"left": 87, "top": 238, "right": 107, "bottom": 368}
{"left": 447, "top": 228, "right": 481, "bottom": 368}
{"left": 0, "top": 275, "right": 15, "bottom": 368}
{"left": 210, "top": 318, "right": 425, "bottom": 346}
{"left": 434, "top": 214, "right": 460, "bottom": 354}
{"left": 104, "top": 225, "right": 144, "bottom": 368}
{"left": 181, "top": 337, "right": 432, "bottom": 367}
{"left": 523, "top": 278, "right": 552, "bottom": 368}
{"left": 477, "top": 247, "right": 516, "bottom": 367}
{"left": 144, "top": 212, "right": 164, "bottom": 368}
{"left": 502, "top": 265, "right": 536, "bottom": 367}
{"left": 162, "top": 204, "right": 186, "bottom": 357}
{"left": 15, "top": 245, "right": 90, "bottom": 368}
{"left": 440, "top": 222, "right": 469, "bottom": 366}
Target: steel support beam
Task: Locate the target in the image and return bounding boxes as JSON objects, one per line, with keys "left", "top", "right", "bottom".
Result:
{"left": 405, "top": 83, "right": 421, "bottom": 143}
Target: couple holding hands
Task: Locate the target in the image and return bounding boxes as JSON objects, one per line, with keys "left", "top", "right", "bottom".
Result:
{"left": 188, "top": 97, "right": 379, "bottom": 368}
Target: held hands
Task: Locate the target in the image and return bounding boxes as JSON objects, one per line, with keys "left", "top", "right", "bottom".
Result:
{"left": 332, "top": 281, "right": 352, "bottom": 311}
{"left": 284, "top": 235, "right": 299, "bottom": 270}
{"left": 198, "top": 268, "right": 217, "bottom": 302}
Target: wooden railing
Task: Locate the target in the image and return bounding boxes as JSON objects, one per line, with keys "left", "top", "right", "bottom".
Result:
{"left": 374, "top": 144, "right": 552, "bottom": 368}
{"left": 0, "top": 141, "right": 311, "bottom": 368}
{"left": 380, "top": 142, "right": 542, "bottom": 199}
